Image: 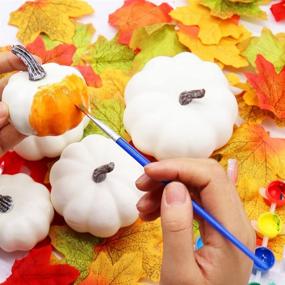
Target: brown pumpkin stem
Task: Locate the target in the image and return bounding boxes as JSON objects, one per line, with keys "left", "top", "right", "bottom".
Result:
{"left": 0, "top": 194, "right": 13, "bottom": 213}
{"left": 179, "top": 89, "right": 205, "bottom": 105}
{"left": 11, "top": 45, "right": 46, "bottom": 81}
{"left": 93, "top": 162, "right": 115, "bottom": 183}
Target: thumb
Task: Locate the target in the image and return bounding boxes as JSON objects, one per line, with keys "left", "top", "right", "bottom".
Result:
{"left": 160, "top": 182, "right": 201, "bottom": 285}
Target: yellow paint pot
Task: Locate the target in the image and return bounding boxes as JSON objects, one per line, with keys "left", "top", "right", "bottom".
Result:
{"left": 257, "top": 212, "right": 282, "bottom": 239}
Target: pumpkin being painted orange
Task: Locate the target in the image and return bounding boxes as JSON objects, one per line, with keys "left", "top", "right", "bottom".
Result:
{"left": 2, "top": 63, "right": 89, "bottom": 136}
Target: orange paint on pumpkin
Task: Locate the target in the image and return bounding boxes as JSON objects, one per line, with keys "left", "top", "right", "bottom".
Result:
{"left": 29, "top": 74, "right": 89, "bottom": 136}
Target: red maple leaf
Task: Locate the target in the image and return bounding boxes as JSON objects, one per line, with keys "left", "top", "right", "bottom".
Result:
{"left": 1, "top": 245, "right": 79, "bottom": 285}
{"left": 245, "top": 55, "right": 285, "bottom": 119}
{"left": 0, "top": 151, "right": 51, "bottom": 185}
{"left": 109, "top": 0, "right": 172, "bottom": 45}
{"left": 271, "top": 0, "right": 285, "bottom": 22}
{"left": 26, "top": 37, "right": 76, "bottom": 65}
{"left": 76, "top": 65, "right": 102, "bottom": 88}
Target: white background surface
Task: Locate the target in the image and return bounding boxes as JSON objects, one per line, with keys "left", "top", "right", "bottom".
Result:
{"left": 0, "top": 0, "right": 284, "bottom": 283}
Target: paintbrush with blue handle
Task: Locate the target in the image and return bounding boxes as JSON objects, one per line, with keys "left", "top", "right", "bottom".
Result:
{"left": 76, "top": 104, "right": 270, "bottom": 272}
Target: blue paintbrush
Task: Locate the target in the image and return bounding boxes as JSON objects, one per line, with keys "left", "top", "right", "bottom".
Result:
{"left": 76, "top": 104, "right": 270, "bottom": 272}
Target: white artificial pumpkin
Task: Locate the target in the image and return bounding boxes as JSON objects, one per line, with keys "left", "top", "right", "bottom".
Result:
{"left": 14, "top": 117, "right": 89, "bottom": 161}
{"left": 124, "top": 52, "right": 238, "bottom": 159}
{"left": 50, "top": 135, "right": 144, "bottom": 238}
{"left": 2, "top": 46, "right": 89, "bottom": 137}
{"left": 0, "top": 174, "right": 54, "bottom": 252}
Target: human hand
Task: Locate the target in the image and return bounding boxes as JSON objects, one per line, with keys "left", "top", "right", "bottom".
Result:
{"left": 136, "top": 158, "right": 255, "bottom": 285}
{"left": 0, "top": 52, "right": 27, "bottom": 155}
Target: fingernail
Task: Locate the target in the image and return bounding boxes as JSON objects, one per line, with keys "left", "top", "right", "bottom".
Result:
{"left": 145, "top": 162, "right": 159, "bottom": 170}
{"left": 165, "top": 183, "right": 187, "bottom": 205}
{"left": 136, "top": 174, "right": 149, "bottom": 185}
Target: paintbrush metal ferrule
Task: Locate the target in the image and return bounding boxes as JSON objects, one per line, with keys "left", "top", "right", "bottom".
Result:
{"left": 75, "top": 104, "right": 120, "bottom": 141}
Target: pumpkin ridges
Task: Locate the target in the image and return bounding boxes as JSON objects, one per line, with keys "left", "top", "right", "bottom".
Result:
{"left": 29, "top": 74, "right": 89, "bottom": 136}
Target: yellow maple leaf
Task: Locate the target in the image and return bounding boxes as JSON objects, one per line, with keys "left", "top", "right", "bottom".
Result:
{"left": 215, "top": 124, "right": 285, "bottom": 257}
{"left": 80, "top": 252, "right": 143, "bottom": 285}
{"left": 91, "top": 69, "right": 130, "bottom": 100}
{"left": 94, "top": 219, "right": 162, "bottom": 282}
{"left": 268, "top": 234, "right": 285, "bottom": 260}
{"left": 236, "top": 94, "right": 268, "bottom": 124}
{"left": 9, "top": 0, "right": 94, "bottom": 45}
{"left": 177, "top": 27, "right": 249, "bottom": 68}
{"left": 216, "top": 124, "right": 285, "bottom": 202}
{"left": 170, "top": 0, "right": 245, "bottom": 45}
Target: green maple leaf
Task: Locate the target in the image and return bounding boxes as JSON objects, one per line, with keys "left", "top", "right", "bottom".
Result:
{"left": 200, "top": 0, "right": 266, "bottom": 19}
{"left": 81, "top": 36, "right": 135, "bottom": 73}
{"left": 130, "top": 25, "right": 186, "bottom": 72}
{"left": 41, "top": 22, "right": 95, "bottom": 58}
{"left": 42, "top": 35, "right": 61, "bottom": 50}
{"left": 242, "top": 28, "right": 285, "bottom": 72}
{"left": 84, "top": 94, "right": 130, "bottom": 141}
{"left": 49, "top": 226, "right": 101, "bottom": 284}
{"left": 72, "top": 23, "right": 95, "bottom": 65}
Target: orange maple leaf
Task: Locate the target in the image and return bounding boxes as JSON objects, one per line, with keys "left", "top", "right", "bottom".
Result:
{"left": 94, "top": 219, "right": 162, "bottom": 282}
{"left": 26, "top": 37, "right": 76, "bottom": 65}
{"left": 109, "top": 0, "right": 172, "bottom": 45}
{"left": 246, "top": 55, "right": 285, "bottom": 119}
{"left": 9, "top": 0, "right": 94, "bottom": 44}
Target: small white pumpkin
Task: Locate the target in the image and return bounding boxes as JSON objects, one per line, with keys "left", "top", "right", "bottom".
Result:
{"left": 0, "top": 174, "right": 54, "bottom": 252}
{"left": 14, "top": 117, "right": 89, "bottom": 161}
{"left": 124, "top": 52, "right": 238, "bottom": 159}
{"left": 50, "top": 135, "right": 144, "bottom": 238}
{"left": 2, "top": 46, "right": 89, "bottom": 136}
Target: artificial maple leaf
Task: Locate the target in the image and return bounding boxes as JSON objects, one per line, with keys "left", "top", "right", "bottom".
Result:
{"left": 268, "top": 232, "right": 285, "bottom": 260}
{"left": 94, "top": 219, "right": 162, "bottom": 282}
{"left": 228, "top": 75, "right": 285, "bottom": 126}
{"left": 72, "top": 23, "right": 96, "bottom": 65}
{"left": 271, "top": 0, "right": 285, "bottom": 22}
{"left": 245, "top": 55, "right": 285, "bottom": 120}
{"left": 82, "top": 36, "right": 135, "bottom": 74}
{"left": 42, "top": 34, "right": 62, "bottom": 50}
{"left": 0, "top": 151, "right": 51, "bottom": 185}
{"left": 39, "top": 22, "right": 95, "bottom": 65}
{"left": 177, "top": 25, "right": 248, "bottom": 68}
{"left": 2, "top": 245, "right": 79, "bottom": 285}
{"left": 170, "top": 0, "right": 245, "bottom": 45}
{"left": 26, "top": 37, "right": 76, "bottom": 65}
{"left": 80, "top": 252, "right": 143, "bottom": 285}
{"left": 109, "top": 0, "right": 172, "bottom": 45}
{"left": 76, "top": 65, "right": 102, "bottom": 88}
{"left": 215, "top": 123, "right": 285, "bottom": 204}
{"left": 49, "top": 226, "right": 101, "bottom": 284}
{"left": 130, "top": 25, "right": 187, "bottom": 71}
{"left": 9, "top": 0, "right": 94, "bottom": 45}
{"left": 200, "top": 0, "right": 266, "bottom": 19}
{"left": 241, "top": 28, "right": 285, "bottom": 72}
{"left": 236, "top": 94, "right": 268, "bottom": 124}
{"left": 84, "top": 70, "right": 131, "bottom": 140}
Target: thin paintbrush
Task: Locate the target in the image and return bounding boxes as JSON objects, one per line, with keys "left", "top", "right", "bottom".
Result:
{"left": 76, "top": 104, "right": 269, "bottom": 272}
